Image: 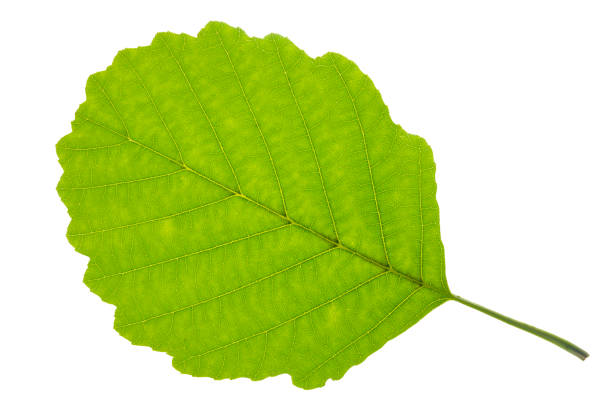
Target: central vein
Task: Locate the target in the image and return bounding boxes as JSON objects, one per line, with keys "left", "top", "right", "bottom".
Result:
{"left": 82, "top": 113, "right": 449, "bottom": 296}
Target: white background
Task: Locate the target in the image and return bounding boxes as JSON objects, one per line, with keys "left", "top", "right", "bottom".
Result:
{"left": 2, "top": 1, "right": 611, "bottom": 405}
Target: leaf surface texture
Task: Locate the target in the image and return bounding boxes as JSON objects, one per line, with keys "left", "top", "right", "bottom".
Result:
{"left": 57, "top": 22, "right": 451, "bottom": 389}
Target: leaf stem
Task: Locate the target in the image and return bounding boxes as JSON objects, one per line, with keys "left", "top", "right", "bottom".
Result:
{"left": 452, "top": 295, "right": 589, "bottom": 360}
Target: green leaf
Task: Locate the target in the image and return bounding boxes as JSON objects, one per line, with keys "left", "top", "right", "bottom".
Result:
{"left": 57, "top": 21, "right": 587, "bottom": 389}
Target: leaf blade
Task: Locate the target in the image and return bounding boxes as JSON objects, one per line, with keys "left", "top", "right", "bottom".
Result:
{"left": 57, "top": 21, "right": 450, "bottom": 389}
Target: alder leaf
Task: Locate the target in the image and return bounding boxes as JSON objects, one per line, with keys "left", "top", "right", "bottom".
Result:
{"left": 57, "top": 21, "right": 588, "bottom": 389}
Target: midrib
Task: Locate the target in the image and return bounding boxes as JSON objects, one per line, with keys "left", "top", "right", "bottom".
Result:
{"left": 80, "top": 115, "right": 450, "bottom": 298}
